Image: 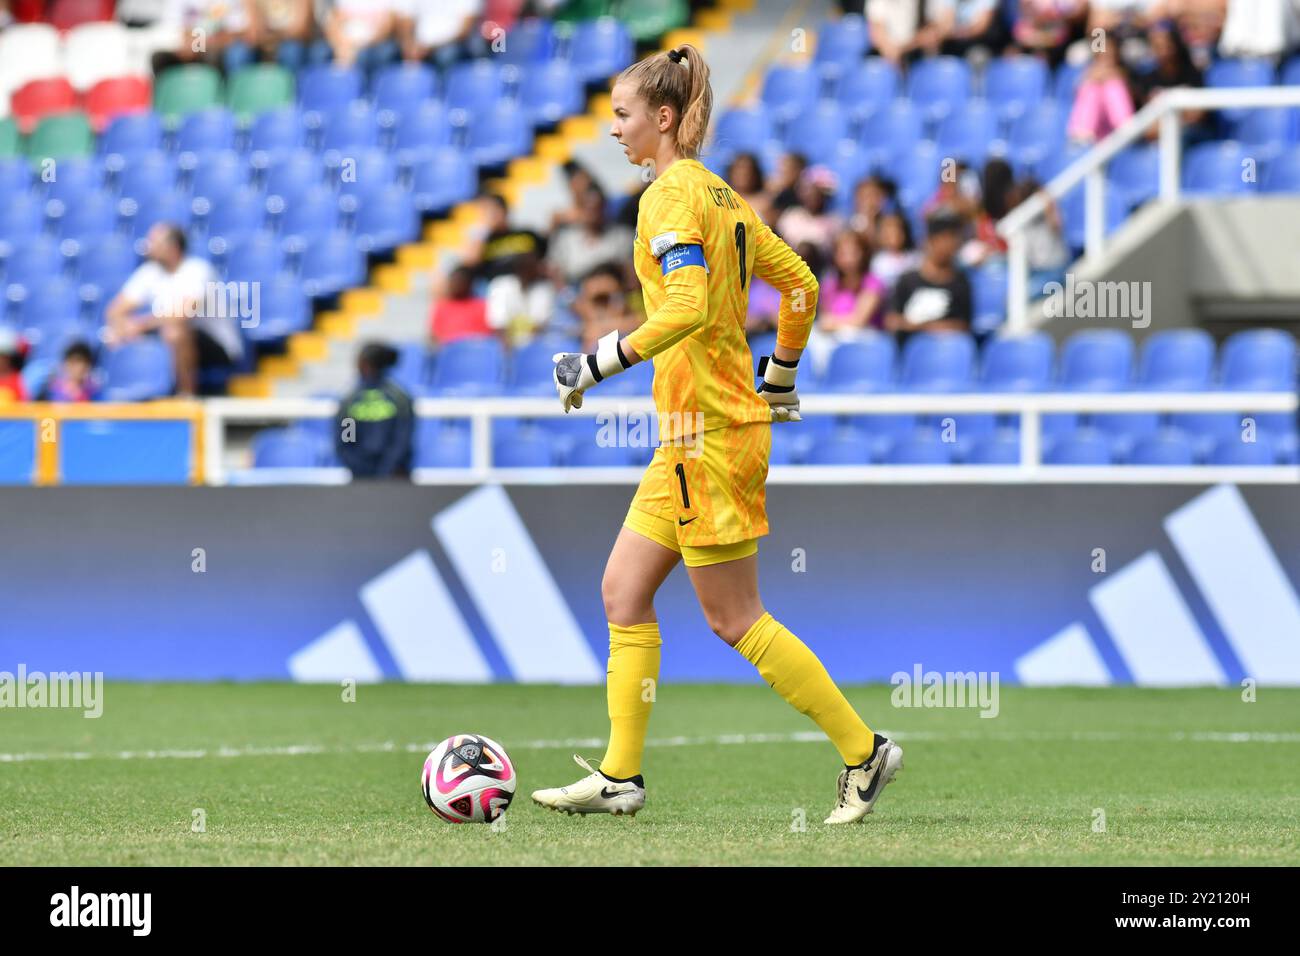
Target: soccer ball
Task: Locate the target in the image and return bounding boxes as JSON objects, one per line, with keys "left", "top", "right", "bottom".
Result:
{"left": 421, "top": 734, "right": 516, "bottom": 824}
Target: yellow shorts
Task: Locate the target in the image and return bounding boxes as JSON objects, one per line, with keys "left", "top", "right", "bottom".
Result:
{"left": 623, "top": 422, "right": 771, "bottom": 567}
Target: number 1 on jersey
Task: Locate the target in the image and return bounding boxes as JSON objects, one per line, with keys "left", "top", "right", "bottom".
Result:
{"left": 734, "top": 222, "right": 747, "bottom": 291}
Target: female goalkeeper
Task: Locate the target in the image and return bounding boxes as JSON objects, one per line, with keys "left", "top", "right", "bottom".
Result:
{"left": 532, "top": 45, "right": 902, "bottom": 824}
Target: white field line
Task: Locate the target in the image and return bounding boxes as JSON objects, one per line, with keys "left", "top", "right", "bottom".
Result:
{"left": 1, "top": 729, "right": 1298, "bottom": 764}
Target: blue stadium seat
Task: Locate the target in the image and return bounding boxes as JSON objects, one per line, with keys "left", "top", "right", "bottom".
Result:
{"left": 1053, "top": 61, "right": 1086, "bottom": 104}
{"left": 252, "top": 427, "right": 327, "bottom": 468}
{"left": 278, "top": 185, "right": 339, "bottom": 248}
{"left": 1209, "top": 433, "right": 1278, "bottom": 466}
{"left": 333, "top": 147, "right": 397, "bottom": 197}
{"left": 1232, "top": 108, "right": 1292, "bottom": 159}
{"left": 713, "top": 106, "right": 774, "bottom": 154}
{"left": 224, "top": 233, "right": 284, "bottom": 283}
{"left": 509, "top": 336, "right": 578, "bottom": 395}
{"left": 834, "top": 57, "right": 899, "bottom": 121}
{"left": 0, "top": 194, "right": 45, "bottom": 246}
{"left": 1219, "top": 328, "right": 1297, "bottom": 390}
{"left": 1045, "top": 428, "right": 1113, "bottom": 465}
{"left": 1007, "top": 100, "right": 1065, "bottom": 168}
{"left": 353, "top": 185, "right": 420, "bottom": 254}
{"left": 389, "top": 343, "right": 429, "bottom": 394}
{"left": 101, "top": 339, "right": 175, "bottom": 401}
{"left": 202, "top": 185, "right": 267, "bottom": 250}
{"left": 822, "top": 334, "right": 896, "bottom": 392}
{"left": 782, "top": 100, "right": 850, "bottom": 163}
{"left": 1138, "top": 328, "right": 1215, "bottom": 390}
{"left": 177, "top": 107, "right": 236, "bottom": 156}
{"left": 4, "top": 237, "right": 65, "bottom": 289}
{"left": 1108, "top": 144, "right": 1160, "bottom": 209}
{"left": 935, "top": 98, "right": 999, "bottom": 165}
{"left": 981, "top": 331, "right": 1053, "bottom": 391}
{"left": 494, "top": 430, "right": 553, "bottom": 468}
{"left": 983, "top": 55, "right": 1048, "bottom": 122}
{"left": 75, "top": 235, "right": 138, "bottom": 304}
{"left": 598, "top": 358, "right": 654, "bottom": 395}
{"left": 446, "top": 59, "right": 505, "bottom": 113}
{"left": 1090, "top": 411, "right": 1161, "bottom": 459}
{"left": 114, "top": 150, "right": 178, "bottom": 201}
{"left": 1127, "top": 429, "right": 1195, "bottom": 465}
{"left": 467, "top": 102, "right": 533, "bottom": 168}
{"left": 815, "top": 13, "right": 868, "bottom": 70}
{"left": 890, "top": 140, "right": 942, "bottom": 210}
{"left": 248, "top": 107, "right": 305, "bottom": 158}
{"left": 970, "top": 264, "right": 1009, "bottom": 334}
{"left": 414, "top": 419, "right": 472, "bottom": 469}
{"left": 12, "top": 276, "right": 82, "bottom": 331}
{"left": 1058, "top": 182, "right": 1128, "bottom": 249}
{"left": 567, "top": 440, "right": 636, "bottom": 467}
{"left": 1183, "top": 141, "right": 1256, "bottom": 195}
{"left": 499, "top": 18, "right": 555, "bottom": 66}
{"left": 1060, "top": 330, "right": 1134, "bottom": 390}
{"left": 299, "top": 230, "right": 364, "bottom": 300}
{"left": 905, "top": 56, "right": 970, "bottom": 123}
{"left": 885, "top": 431, "right": 955, "bottom": 464}
{"left": 245, "top": 274, "right": 310, "bottom": 343}
{"left": 966, "top": 429, "right": 1021, "bottom": 464}
{"left": 411, "top": 145, "right": 476, "bottom": 214}
{"left": 858, "top": 100, "right": 922, "bottom": 168}
{"left": 430, "top": 337, "right": 505, "bottom": 396}
{"left": 124, "top": 189, "right": 193, "bottom": 241}
{"left": 519, "top": 59, "right": 584, "bottom": 126}
{"left": 825, "top": 142, "right": 870, "bottom": 212}
{"left": 187, "top": 149, "right": 249, "bottom": 202}
{"left": 807, "top": 429, "right": 874, "bottom": 464}
{"left": 1167, "top": 412, "right": 1244, "bottom": 459}
{"left": 1205, "top": 58, "right": 1276, "bottom": 124}
{"left": 900, "top": 332, "right": 976, "bottom": 391}
{"left": 565, "top": 18, "right": 633, "bottom": 86}
{"left": 299, "top": 65, "right": 363, "bottom": 118}
{"left": 0, "top": 157, "right": 31, "bottom": 200}
{"left": 99, "top": 112, "right": 163, "bottom": 160}
{"left": 769, "top": 426, "right": 802, "bottom": 464}
{"left": 392, "top": 101, "right": 454, "bottom": 168}
{"left": 57, "top": 189, "right": 120, "bottom": 245}
{"left": 319, "top": 101, "right": 379, "bottom": 152}
{"left": 371, "top": 62, "right": 438, "bottom": 120}
{"left": 43, "top": 156, "right": 104, "bottom": 205}
{"left": 761, "top": 65, "right": 820, "bottom": 123}
{"left": 1262, "top": 146, "right": 1300, "bottom": 193}
{"left": 264, "top": 148, "right": 324, "bottom": 205}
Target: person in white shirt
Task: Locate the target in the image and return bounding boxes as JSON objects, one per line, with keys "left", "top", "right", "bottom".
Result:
{"left": 1218, "top": 0, "right": 1300, "bottom": 59}
{"left": 485, "top": 249, "right": 557, "bottom": 347}
{"left": 106, "top": 224, "right": 245, "bottom": 397}
{"left": 323, "top": 0, "right": 399, "bottom": 72}
{"left": 153, "top": 0, "right": 258, "bottom": 75}
{"left": 866, "top": 0, "right": 923, "bottom": 64}
{"left": 396, "top": 0, "right": 483, "bottom": 67}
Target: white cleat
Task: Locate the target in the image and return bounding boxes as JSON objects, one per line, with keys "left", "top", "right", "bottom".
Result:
{"left": 824, "top": 734, "right": 903, "bottom": 825}
{"left": 531, "top": 754, "right": 646, "bottom": 817}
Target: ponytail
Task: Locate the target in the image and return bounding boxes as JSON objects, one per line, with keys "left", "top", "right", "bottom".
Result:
{"left": 616, "top": 44, "right": 713, "bottom": 160}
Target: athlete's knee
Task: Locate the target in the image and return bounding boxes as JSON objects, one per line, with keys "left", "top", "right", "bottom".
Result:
{"left": 601, "top": 569, "right": 655, "bottom": 627}
{"left": 704, "top": 605, "right": 765, "bottom": 647}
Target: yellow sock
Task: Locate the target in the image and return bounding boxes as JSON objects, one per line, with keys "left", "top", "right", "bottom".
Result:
{"left": 600, "top": 621, "right": 661, "bottom": 779}
{"left": 734, "top": 612, "right": 874, "bottom": 766}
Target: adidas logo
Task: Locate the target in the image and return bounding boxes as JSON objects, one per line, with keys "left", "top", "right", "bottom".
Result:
{"left": 286, "top": 486, "right": 602, "bottom": 684}
{"left": 1017, "top": 484, "right": 1300, "bottom": 686}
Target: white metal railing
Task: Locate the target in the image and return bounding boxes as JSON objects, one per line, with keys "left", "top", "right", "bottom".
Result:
{"left": 203, "top": 393, "right": 1300, "bottom": 486}
{"left": 996, "top": 86, "right": 1300, "bottom": 333}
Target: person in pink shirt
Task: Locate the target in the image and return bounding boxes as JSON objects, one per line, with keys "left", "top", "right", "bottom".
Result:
{"left": 1067, "top": 43, "right": 1136, "bottom": 144}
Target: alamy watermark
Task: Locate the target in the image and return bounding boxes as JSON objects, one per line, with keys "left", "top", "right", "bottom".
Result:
{"left": 152, "top": 281, "right": 261, "bottom": 329}
{"left": 890, "top": 664, "right": 1000, "bottom": 718}
{"left": 1042, "top": 274, "right": 1152, "bottom": 329}
{"left": 0, "top": 665, "right": 103, "bottom": 718}
{"left": 595, "top": 409, "right": 707, "bottom": 457}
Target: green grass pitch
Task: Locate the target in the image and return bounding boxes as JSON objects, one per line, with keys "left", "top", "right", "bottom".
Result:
{"left": 1, "top": 683, "right": 1297, "bottom": 866}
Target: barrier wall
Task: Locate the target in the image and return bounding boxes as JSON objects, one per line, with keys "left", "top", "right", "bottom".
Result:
{"left": 1, "top": 482, "right": 1297, "bottom": 685}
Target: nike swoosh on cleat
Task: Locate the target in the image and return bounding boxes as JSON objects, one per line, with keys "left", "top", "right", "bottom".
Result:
{"left": 600, "top": 787, "right": 632, "bottom": 799}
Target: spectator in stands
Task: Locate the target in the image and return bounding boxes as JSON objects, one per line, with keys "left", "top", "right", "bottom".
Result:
{"left": 764, "top": 151, "right": 808, "bottom": 217}
{"left": 1066, "top": 42, "right": 1136, "bottom": 144}
{"left": 1005, "top": 178, "right": 1070, "bottom": 288}
{"left": 869, "top": 209, "right": 920, "bottom": 293}
{"left": 398, "top": 0, "right": 483, "bottom": 67}
{"left": 105, "top": 223, "right": 244, "bottom": 398}
{"left": 250, "top": 0, "right": 317, "bottom": 71}
{"left": 725, "top": 152, "right": 773, "bottom": 224}
{"left": 486, "top": 246, "right": 557, "bottom": 346}
{"left": 776, "top": 165, "right": 843, "bottom": 259}
{"left": 430, "top": 265, "right": 491, "bottom": 343}
{"left": 573, "top": 263, "right": 639, "bottom": 353}
{"left": 0, "top": 327, "right": 27, "bottom": 403}
{"left": 466, "top": 193, "right": 547, "bottom": 282}
{"left": 745, "top": 275, "right": 783, "bottom": 336}
{"left": 152, "top": 0, "right": 259, "bottom": 76}
{"left": 866, "top": 0, "right": 925, "bottom": 64}
{"left": 546, "top": 183, "right": 634, "bottom": 286}
{"left": 921, "top": 159, "right": 981, "bottom": 222}
{"left": 808, "top": 230, "right": 887, "bottom": 374}
{"left": 848, "top": 173, "right": 897, "bottom": 246}
{"left": 1012, "top": 0, "right": 1087, "bottom": 63}
{"left": 323, "top": 0, "right": 400, "bottom": 73}
{"left": 335, "top": 342, "right": 414, "bottom": 479}
{"left": 1169, "top": 0, "right": 1228, "bottom": 69}
{"left": 550, "top": 160, "right": 598, "bottom": 232}
{"left": 1088, "top": 0, "right": 1169, "bottom": 35}
{"left": 1218, "top": 0, "right": 1300, "bottom": 59}
{"left": 1133, "top": 20, "right": 1209, "bottom": 142}
{"left": 926, "top": 0, "right": 1007, "bottom": 56}
{"left": 118, "top": 0, "right": 170, "bottom": 27}
{"left": 961, "top": 158, "right": 1014, "bottom": 266}
{"left": 885, "top": 207, "right": 973, "bottom": 339}
{"left": 37, "top": 342, "right": 100, "bottom": 402}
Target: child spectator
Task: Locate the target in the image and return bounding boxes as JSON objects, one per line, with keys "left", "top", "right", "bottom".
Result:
{"left": 38, "top": 342, "right": 100, "bottom": 402}
{"left": 1067, "top": 42, "right": 1136, "bottom": 144}
{"left": 776, "top": 165, "right": 843, "bottom": 259}
{"left": 430, "top": 266, "right": 491, "bottom": 344}
{"left": 869, "top": 209, "right": 921, "bottom": 294}
{"left": 848, "top": 173, "right": 897, "bottom": 246}
{"left": 885, "top": 207, "right": 973, "bottom": 341}
{"left": 725, "top": 152, "right": 773, "bottom": 224}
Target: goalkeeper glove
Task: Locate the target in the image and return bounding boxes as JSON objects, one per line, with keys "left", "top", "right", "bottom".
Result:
{"left": 756, "top": 353, "right": 802, "bottom": 422}
{"left": 552, "top": 329, "right": 631, "bottom": 412}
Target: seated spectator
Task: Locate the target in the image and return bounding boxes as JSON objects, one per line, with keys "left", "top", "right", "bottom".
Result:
{"left": 821, "top": 231, "right": 887, "bottom": 332}
{"left": 250, "top": 0, "right": 317, "bottom": 71}
{"left": 725, "top": 152, "right": 773, "bottom": 223}
{"left": 848, "top": 173, "right": 897, "bottom": 246}
{"left": 961, "top": 158, "right": 1014, "bottom": 266}
{"left": 153, "top": 0, "right": 259, "bottom": 76}
{"left": 1008, "top": 178, "right": 1071, "bottom": 289}
{"left": 1133, "top": 20, "right": 1209, "bottom": 143}
{"left": 1218, "top": 0, "right": 1300, "bottom": 59}
{"left": 764, "top": 152, "right": 809, "bottom": 218}
{"left": 885, "top": 208, "right": 973, "bottom": 340}
{"left": 775, "top": 165, "right": 843, "bottom": 259}
{"left": 1169, "top": 0, "right": 1228, "bottom": 70}
{"left": 486, "top": 248, "right": 557, "bottom": 346}
{"left": 38, "top": 342, "right": 100, "bottom": 402}
{"left": 105, "top": 223, "right": 244, "bottom": 397}
{"left": 869, "top": 210, "right": 920, "bottom": 293}
{"left": 466, "top": 193, "right": 548, "bottom": 282}
{"left": 926, "top": 0, "right": 1007, "bottom": 57}
{"left": 921, "top": 159, "right": 981, "bottom": 222}
{"left": 1066, "top": 43, "right": 1136, "bottom": 144}
{"left": 335, "top": 342, "right": 414, "bottom": 479}
{"left": 0, "top": 327, "right": 27, "bottom": 403}
{"left": 574, "top": 263, "right": 639, "bottom": 353}
{"left": 1012, "top": 0, "right": 1087, "bottom": 63}
{"left": 398, "top": 0, "right": 483, "bottom": 67}
{"left": 1088, "top": 0, "right": 1168, "bottom": 35}
{"left": 546, "top": 184, "right": 634, "bottom": 286}
{"left": 867, "top": 0, "right": 924, "bottom": 64}
{"left": 550, "top": 161, "right": 598, "bottom": 232}
{"left": 323, "top": 0, "right": 400, "bottom": 74}
{"left": 430, "top": 266, "right": 491, "bottom": 343}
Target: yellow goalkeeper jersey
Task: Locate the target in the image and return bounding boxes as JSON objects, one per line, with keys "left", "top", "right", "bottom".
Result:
{"left": 624, "top": 158, "right": 818, "bottom": 442}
